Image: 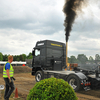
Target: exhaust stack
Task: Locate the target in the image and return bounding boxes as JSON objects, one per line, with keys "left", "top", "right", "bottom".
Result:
{"left": 63, "top": 0, "right": 84, "bottom": 66}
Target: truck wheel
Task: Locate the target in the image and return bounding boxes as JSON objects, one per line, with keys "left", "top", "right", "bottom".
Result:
{"left": 35, "top": 71, "right": 43, "bottom": 82}
{"left": 66, "top": 75, "right": 81, "bottom": 92}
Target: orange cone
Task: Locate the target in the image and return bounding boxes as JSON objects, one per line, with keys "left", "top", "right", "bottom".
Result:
{"left": 14, "top": 88, "right": 18, "bottom": 98}
{"left": 22, "top": 64, "right": 25, "bottom": 66}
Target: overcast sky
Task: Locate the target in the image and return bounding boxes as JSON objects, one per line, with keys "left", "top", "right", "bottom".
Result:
{"left": 0, "top": 0, "right": 100, "bottom": 58}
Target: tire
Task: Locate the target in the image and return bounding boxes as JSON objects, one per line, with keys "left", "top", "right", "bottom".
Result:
{"left": 35, "top": 71, "right": 43, "bottom": 82}
{"left": 66, "top": 75, "right": 81, "bottom": 92}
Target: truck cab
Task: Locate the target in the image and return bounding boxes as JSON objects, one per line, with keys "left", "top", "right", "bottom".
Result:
{"left": 31, "top": 40, "right": 66, "bottom": 75}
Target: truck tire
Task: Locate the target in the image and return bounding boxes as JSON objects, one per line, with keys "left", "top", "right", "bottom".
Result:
{"left": 66, "top": 75, "right": 81, "bottom": 92}
{"left": 35, "top": 71, "right": 43, "bottom": 82}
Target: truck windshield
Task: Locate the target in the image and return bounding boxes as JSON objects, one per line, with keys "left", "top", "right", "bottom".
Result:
{"left": 35, "top": 49, "right": 40, "bottom": 56}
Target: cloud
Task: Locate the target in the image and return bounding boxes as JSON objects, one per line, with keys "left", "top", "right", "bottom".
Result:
{"left": 0, "top": 0, "right": 100, "bottom": 58}
{"left": 0, "top": 28, "right": 65, "bottom": 55}
{"left": 0, "top": 0, "right": 64, "bottom": 35}
{"left": 68, "top": 33, "right": 100, "bottom": 58}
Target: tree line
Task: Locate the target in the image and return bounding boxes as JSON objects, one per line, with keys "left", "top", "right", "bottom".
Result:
{"left": 0, "top": 52, "right": 33, "bottom": 61}
{"left": 68, "top": 54, "right": 100, "bottom": 64}
{"left": 0, "top": 52, "right": 100, "bottom": 64}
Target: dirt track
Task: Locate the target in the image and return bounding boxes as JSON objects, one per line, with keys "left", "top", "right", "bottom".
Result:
{"left": 0, "top": 72, "right": 100, "bottom": 100}
{"left": 0, "top": 65, "right": 100, "bottom": 100}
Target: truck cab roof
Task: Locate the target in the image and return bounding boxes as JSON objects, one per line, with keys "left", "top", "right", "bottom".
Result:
{"left": 34, "top": 40, "right": 66, "bottom": 49}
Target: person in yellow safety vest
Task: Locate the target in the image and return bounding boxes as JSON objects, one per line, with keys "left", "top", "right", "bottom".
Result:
{"left": 3, "top": 55, "right": 15, "bottom": 100}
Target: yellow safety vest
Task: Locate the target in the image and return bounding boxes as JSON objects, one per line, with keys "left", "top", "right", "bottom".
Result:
{"left": 3, "top": 62, "right": 14, "bottom": 78}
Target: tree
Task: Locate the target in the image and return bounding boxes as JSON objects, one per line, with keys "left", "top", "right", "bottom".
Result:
{"left": 95, "top": 54, "right": 100, "bottom": 60}
{"left": 0, "top": 52, "right": 3, "bottom": 61}
{"left": 88, "top": 56, "right": 94, "bottom": 64}
{"left": 13, "top": 55, "right": 17, "bottom": 61}
{"left": 77, "top": 54, "right": 88, "bottom": 64}
{"left": 28, "top": 55, "right": 33, "bottom": 59}
{"left": 22, "top": 54, "right": 27, "bottom": 61}
{"left": 69, "top": 56, "right": 77, "bottom": 63}
{"left": 68, "top": 57, "right": 71, "bottom": 63}
{"left": 89, "top": 56, "right": 94, "bottom": 61}
{"left": 16, "top": 56, "right": 20, "bottom": 61}
{"left": 3, "top": 54, "right": 8, "bottom": 61}
{"left": 19, "top": 55, "right": 24, "bottom": 61}
{"left": 14, "top": 55, "right": 20, "bottom": 61}
{"left": 27, "top": 52, "right": 33, "bottom": 59}
{"left": 95, "top": 54, "right": 100, "bottom": 64}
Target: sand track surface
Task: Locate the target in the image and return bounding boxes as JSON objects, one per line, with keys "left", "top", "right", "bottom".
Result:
{"left": 0, "top": 66, "right": 100, "bottom": 100}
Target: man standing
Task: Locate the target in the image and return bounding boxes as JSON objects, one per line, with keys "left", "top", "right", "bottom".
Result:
{"left": 3, "top": 55, "right": 15, "bottom": 100}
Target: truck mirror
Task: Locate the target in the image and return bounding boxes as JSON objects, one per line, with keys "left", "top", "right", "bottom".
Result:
{"left": 32, "top": 50, "right": 35, "bottom": 56}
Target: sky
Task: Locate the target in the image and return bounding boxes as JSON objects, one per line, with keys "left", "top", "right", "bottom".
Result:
{"left": 0, "top": 0, "right": 100, "bottom": 59}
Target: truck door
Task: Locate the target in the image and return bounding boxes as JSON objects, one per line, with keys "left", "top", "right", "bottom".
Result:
{"left": 34, "top": 49, "right": 41, "bottom": 65}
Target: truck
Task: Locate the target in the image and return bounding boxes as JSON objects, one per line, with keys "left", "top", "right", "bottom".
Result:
{"left": 26, "top": 40, "right": 100, "bottom": 92}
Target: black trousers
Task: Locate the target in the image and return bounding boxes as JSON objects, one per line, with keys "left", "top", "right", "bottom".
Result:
{"left": 4, "top": 78, "right": 15, "bottom": 99}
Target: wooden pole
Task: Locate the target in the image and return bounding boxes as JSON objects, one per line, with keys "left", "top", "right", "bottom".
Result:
{"left": 66, "top": 42, "right": 68, "bottom": 65}
{"left": 66, "top": 42, "right": 70, "bottom": 70}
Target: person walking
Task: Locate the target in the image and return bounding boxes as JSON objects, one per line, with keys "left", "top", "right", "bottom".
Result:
{"left": 3, "top": 55, "right": 15, "bottom": 100}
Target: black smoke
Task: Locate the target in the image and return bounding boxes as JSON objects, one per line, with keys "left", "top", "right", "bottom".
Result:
{"left": 63, "top": 0, "right": 84, "bottom": 42}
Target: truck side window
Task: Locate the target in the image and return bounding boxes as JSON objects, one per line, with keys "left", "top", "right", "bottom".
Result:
{"left": 35, "top": 49, "right": 40, "bottom": 56}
